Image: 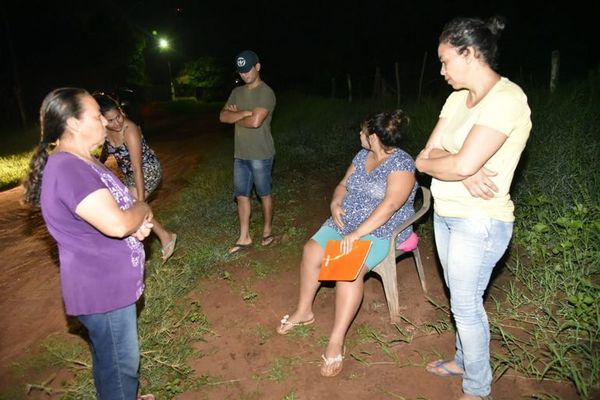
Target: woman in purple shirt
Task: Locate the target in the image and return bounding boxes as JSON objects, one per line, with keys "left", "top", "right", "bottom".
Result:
{"left": 23, "top": 88, "right": 155, "bottom": 400}
{"left": 277, "top": 110, "right": 417, "bottom": 377}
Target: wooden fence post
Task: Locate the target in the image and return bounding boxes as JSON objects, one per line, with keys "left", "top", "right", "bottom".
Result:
{"left": 373, "top": 67, "right": 382, "bottom": 99}
{"left": 346, "top": 73, "right": 352, "bottom": 103}
{"left": 418, "top": 51, "right": 427, "bottom": 103}
{"left": 395, "top": 61, "right": 401, "bottom": 108}
{"left": 550, "top": 50, "right": 560, "bottom": 94}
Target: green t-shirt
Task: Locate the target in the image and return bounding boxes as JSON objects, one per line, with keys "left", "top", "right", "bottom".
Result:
{"left": 226, "top": 82, "right": 276, "bottom": 160}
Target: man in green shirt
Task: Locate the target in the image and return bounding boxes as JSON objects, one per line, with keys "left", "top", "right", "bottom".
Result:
{"left": 219, "top": 50, "right": 276, "bottom": 254}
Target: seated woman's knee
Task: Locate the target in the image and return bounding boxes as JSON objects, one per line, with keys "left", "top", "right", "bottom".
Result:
{"left": 302, "top": 240, "right": 322, "bottom": 259}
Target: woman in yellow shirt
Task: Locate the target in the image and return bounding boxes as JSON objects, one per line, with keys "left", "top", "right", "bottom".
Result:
{"left": 416, "top": 16, "right": 532, "bottom": 400}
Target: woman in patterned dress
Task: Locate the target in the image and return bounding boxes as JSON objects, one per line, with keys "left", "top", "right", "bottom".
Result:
{"left": 276, "top": 110, "right": 417, "bottom": 377}
{"left": 94, "top": 94, "right": 177, "bottom": 262}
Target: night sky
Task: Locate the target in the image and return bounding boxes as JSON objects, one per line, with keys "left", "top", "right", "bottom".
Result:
{"left": 1, "top": 0, "right": 597, "bottom": 124}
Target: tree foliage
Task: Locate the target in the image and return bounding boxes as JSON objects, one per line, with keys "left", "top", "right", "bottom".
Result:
{"left": 176, "top": 56, "right": 225, "bottom": 88}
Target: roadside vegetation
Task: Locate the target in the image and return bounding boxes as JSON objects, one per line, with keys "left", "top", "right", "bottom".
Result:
{"left": 0, "top": 126, "right": 38, "bottom": 191}
{"left": 1, "top": 71, "right": 598, "bottom": 399}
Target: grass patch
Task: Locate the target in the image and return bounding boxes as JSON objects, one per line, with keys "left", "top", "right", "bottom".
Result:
{"left": 285, "top": 323, "right": 314, "bottom": 338}
{"left": 255, "top": 324, "right": 274, "bottom": 344}
{"left": 249, "top": 259, "right": 275, "bottom": 278}
{"left": 488, "top": 76, "right": 600, "bottom": 398}
{"left": 253, "top": 356, "right": 299, "bottom": 383}
{"left": 0, "top": 151, "right": 31, "bottom": 190}
{"left": 8, "top": 336, "right": 92, "bottom": 399}
{"left": 241, "top": 287, "right": 259, "bottom": 303}
{"left": 282, "top": 390, "right": 299, "bottom": 399}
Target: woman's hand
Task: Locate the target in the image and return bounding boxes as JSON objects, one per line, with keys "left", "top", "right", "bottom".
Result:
{"left": 462, "top": 167, "right": 498, "bottom": 199}
{"left": 340, "top": 231, "right": 360, "bottom": 255}
{"left": 133, "top": 219, "right": 153, "bottom": 241}
{"left": 331, "top": 202, "right": 345, "bottom": 229}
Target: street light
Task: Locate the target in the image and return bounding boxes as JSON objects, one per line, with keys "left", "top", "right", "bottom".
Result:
{"left": 157, "top": 36, "right": 175, "bottom": 101}
{"left": 158, "top": 38, "right": 169, "bottom": 50}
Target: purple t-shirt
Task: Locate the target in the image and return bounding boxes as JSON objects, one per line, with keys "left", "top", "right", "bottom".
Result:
{"left": 40, "top": 152, "right": 145, "bottom": 316}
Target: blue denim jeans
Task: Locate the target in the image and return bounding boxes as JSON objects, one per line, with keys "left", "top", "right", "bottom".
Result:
{"left": 233, "top": 158, "right": 273, "bottom": 197}
{"left": 78, "top": 303, "right": 140, "bottom": 400}
{"left": 433, "top": 213, "right": 513, "bottom": 397}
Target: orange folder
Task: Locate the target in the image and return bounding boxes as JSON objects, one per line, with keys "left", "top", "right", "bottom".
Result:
{"left": 318, "top": 240, "right": 372, "bottom": 281}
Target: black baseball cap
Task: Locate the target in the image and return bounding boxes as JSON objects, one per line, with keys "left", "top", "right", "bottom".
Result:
{"left": 235, "top": 50, "right": 259, "bottom": 73}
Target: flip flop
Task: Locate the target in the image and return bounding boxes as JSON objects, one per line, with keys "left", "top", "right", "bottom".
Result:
{"left": 320, "top": 353, "right": 344, "bottom": 377}
{"left": 228, "top": 242, "right": 252, "bottom": 255}
{"left": 261, "top": 234, "right": 274, "bottom": 246}
{"left": 426, "top": 359, "right": 464, "bottom": 377}
{"left": 277, "top": 314, "right": 315, "bottom": 335}
{"left": 137, "top": 395, "right": 155, "bottom": 400}
{"left": 160, "top": 234, "right": 177, "bottom": 262}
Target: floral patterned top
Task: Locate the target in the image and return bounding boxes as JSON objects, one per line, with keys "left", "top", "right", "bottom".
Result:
{"left": 103, "top": 134, "right": 162, "bottom": 194}
{"left": 324, "top": 148, "right": 417, "bottom": 242}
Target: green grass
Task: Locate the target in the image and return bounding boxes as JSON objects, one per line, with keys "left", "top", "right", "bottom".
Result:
{"left": 253, "top": 356, "right": 299, "bottom": 383}
{"left": 489, "top": 75, "right": 600, "bottom": 398}
{"left": 0, "top": 125, "right": 39, "bottom": 190}
{"left": 0, "top": 151, "right": 31, "bottom": 190}
{"left": 255, "top": 324, "right": 274, "bottom": 344}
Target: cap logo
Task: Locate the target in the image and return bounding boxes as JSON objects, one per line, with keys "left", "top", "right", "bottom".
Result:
{"left": 236, "top": 57, "right": 246, "bottom": 68}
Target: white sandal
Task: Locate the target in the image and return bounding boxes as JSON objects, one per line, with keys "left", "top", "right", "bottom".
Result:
{"left": 320, "top": 353, "right": 344, "bottom": 377}
{"left": 276, "top": 314, "right": 315, "bottom": 335}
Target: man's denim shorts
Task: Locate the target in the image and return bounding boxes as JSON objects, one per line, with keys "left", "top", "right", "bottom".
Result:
{"left": 234, "top": 158, "right": 273, "bottom": 197}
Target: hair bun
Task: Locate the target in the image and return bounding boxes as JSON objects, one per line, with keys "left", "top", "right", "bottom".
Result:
{"left": 391, "top": 109, "right": 410, "bottom": 128}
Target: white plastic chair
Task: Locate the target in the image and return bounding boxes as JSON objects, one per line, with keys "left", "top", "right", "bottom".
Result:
{"left": 372, "top": 186, "right": 431, "bottom": 323}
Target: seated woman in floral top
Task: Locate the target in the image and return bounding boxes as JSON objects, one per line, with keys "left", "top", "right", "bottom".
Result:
{"left": 277, "top": 110, "right": 417, "bottom": 377}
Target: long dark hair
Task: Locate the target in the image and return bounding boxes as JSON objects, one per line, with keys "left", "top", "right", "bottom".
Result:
{"left": 363, "top": 109, "right": 411, "bottom": 149}
{"left": 439, "top": 15, "right": 506, "bottom": 69}
{"left": 93, "top": 92, "right": 120, "bottom": 115}
{"left": 23, "top": 87, "right": 88, "bottom": 206}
